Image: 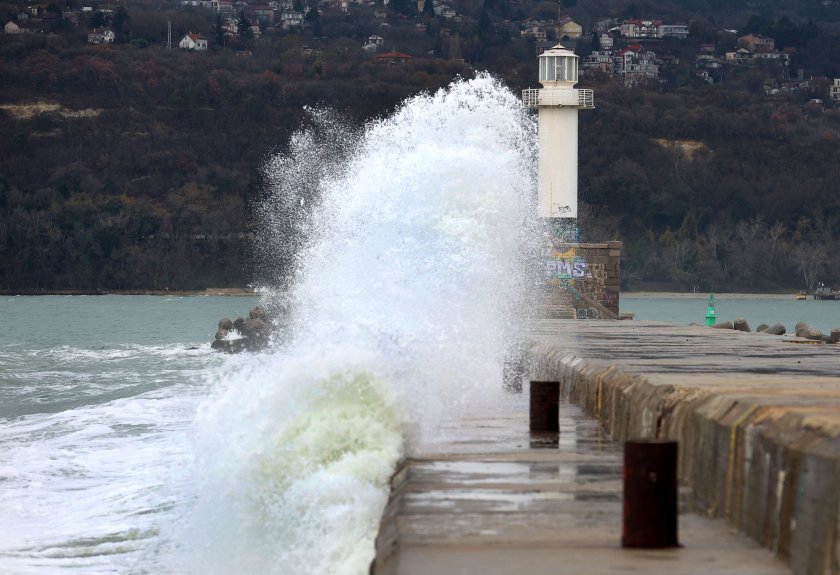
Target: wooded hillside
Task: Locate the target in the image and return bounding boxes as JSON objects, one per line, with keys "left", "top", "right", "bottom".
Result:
{"left": 1, "top": 0, "right": 838, "bottom": 292}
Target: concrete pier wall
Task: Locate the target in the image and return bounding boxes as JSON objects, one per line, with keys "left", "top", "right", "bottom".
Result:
{"left": 530, "top": 321, "right": 840, "bottom": 575}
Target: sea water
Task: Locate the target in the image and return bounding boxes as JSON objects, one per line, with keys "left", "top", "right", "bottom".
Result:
{"left": 623, "top": 293, "right": 840, "bottom": 335}
{"left": 0, "top": 75, "right": 539, "bottom": 574}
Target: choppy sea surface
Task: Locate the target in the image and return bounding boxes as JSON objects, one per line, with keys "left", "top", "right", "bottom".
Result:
{"left": 622, "top": 293, "right": 840, "bottom": 335}
{"left": 0, "top": 295, "right": 255, "bottom": 573}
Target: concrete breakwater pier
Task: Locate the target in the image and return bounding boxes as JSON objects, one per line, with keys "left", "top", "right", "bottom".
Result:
{"left": 372, "top": 320, "right": 840, "bottom": 575}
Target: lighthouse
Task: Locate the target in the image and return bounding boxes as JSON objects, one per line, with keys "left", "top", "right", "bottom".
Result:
{"left": 523, "top": 44, "right": 593, "bottom": 239}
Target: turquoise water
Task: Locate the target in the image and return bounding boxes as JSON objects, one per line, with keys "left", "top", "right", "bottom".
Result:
{"left": 0, "top": 295, "right": 257, "bottom": 417}
{"left": 0, "top": 294, "right": 258, "bottom": 573}
{"left": 622, "top": 293, "right": 840, "bottom": 335}
{"left": 1, "top": 294, "right": 259, "bottom": 347}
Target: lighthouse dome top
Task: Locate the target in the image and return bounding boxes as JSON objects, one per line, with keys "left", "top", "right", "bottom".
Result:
{"left": 538, "top": 44, "right": 579, "bottom": 87}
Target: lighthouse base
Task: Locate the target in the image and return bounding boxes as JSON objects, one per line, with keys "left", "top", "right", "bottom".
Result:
{"left": 538, "top": 233, "right": 623, "bottom": 320}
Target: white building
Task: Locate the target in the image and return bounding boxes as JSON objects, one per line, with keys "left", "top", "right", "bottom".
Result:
{"left": 614, "top": 44, "right": 660, "bottom": 86}
{"left": 621, "top": 19, "right": 688, "bottom": 40}
{"left": 4, "top": 21, "right": 24, "bottom": 34}
{"left": 88, "top": 29, "right": 115, "bottom": 43}
{"left": 521, "top": 25, "right": 546, "bottom": 40}
{"left": 581, "top": 50, "right": 613, "bottom": 73}
{"left": 179, "top": 32, "right": 208, "bottom": 50}
{"left": 660, "top": 24, "right": 689, "bottom": 39}
{"left": 621, "top": 19, "right": 661, "bottom": 39}
{"left": 831, "top": 79, "right": 840, "bottom": 102}
{"left": 280, "top": 11, "right": 304, "bottom": 29}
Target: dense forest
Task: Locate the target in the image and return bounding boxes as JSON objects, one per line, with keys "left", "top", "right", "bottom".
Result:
{"left": 1, "top": 0, "right": 839, "bottom": 292}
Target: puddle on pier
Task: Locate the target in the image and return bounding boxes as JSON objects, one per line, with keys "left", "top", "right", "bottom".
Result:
{"left": 407, "top": 399, "right": 625, "bottom": 515}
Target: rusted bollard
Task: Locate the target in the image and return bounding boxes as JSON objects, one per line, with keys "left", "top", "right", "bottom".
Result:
{"left": 529, "top": 381, "right": 559, "bottom": 433}
{"left": 622, "top": 439, "right": 679, "bottom": 548}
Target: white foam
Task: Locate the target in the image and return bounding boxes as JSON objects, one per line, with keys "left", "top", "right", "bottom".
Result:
{"left": 173, "top": 74, "right": 539, "bottom": 574}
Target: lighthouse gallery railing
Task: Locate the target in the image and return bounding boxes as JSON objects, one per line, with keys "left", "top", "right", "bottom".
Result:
{"left": 521, "top": 88, "right": 594, "bottom": 109}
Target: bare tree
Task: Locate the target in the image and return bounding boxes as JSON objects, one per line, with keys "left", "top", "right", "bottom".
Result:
{"left": 793, "top": 243, "right": 828, "bottom": 291}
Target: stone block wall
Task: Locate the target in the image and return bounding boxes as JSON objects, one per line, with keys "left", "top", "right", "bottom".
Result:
{"left": 543, "top": 240, "right": 622, "bottom": 318}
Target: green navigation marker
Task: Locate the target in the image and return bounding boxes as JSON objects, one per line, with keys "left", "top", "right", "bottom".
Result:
{"left": 705, "top": 293, "right": 716, "bottom": 326}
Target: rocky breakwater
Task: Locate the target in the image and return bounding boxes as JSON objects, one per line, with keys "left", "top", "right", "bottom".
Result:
{"left": 712, "top": 318, "right": 840, "bottom": 343}
{"left": 210, "top": 305, "right": 273, "bottom": 353}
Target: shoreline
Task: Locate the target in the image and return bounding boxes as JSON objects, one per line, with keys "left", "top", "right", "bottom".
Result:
{"left": 0, "top": 288, "right": 258, "bottom": 297}
{"left": 624, "top": 291, "right": 806, "bottom": 299}
{"left": 1, "top": 289, "right": 808, "bottom": 299}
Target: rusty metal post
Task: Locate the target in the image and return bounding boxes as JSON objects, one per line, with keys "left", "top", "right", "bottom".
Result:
{"left": 529, "top": 381, "right": 559, "bottom": 433}
{"left": 622, "top": 439, "right": 679, "bottom": 548}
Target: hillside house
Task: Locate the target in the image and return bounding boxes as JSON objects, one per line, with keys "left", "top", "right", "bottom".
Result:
{"left": 251, "top": 5, "right": 274, "bottom": 24}
{"left": 556, "top": 16, "right": 581, "bottom": 40}
{"left": 521, "top": 24, "right": 546, "bottom": 40}
{"left": 594, "top": 17, "right": 617, "bottom": 31}
{"left": 88, "top": 28, "right": 115, "bottom": 43}
{"left": 29, "top": 3, "right": 49, "bottom": 16}
{"left": 280, "top": 11, "right": 304, "bottom": 29}
{"left": 621, "top": 19, "right": 661, "bottom": 39}
{"left": 738, "top": 33, "right": 774, "bottom": 53}
{"left": 4, "top": 21, "right": 24, "bottom": 33}
{"left": 598, "top": 32, "right": 613, "bottom": 49}
{"left": 832, "top": 79, "right": 840, "bottom": 102}
{"left": 222, "top": 17, "right": 238, "bottom": 35}
{"left": 362, "top": 35, "right": 383, "bottom": 52}
{"left": 753, "top": 50, "right": 788, "bottom": 63}
{"left": 179, "top": 32, "right": 208, "bottom": 50}
{"left": 620, "top": 19, "right": 688, "bottom": 40}
{"left": 695, "top": 52, "right": 721, "bottom": 69}
{"left": 726, "top": 48, "right": 753, "bottom": 63}
{"left": 614, "top": 44, "right": 660, "bottom": 86}
{"left": 211, "top": 0, "right": 235, "bottom": 14}
{"left": 581, "top": 50, "right": 613, "bottom": 73}
{"left": 660, "top": 24, "right": 689, "bottom": 39}
{"left": 377, "top": 51, "right": 413, "bottom": 63}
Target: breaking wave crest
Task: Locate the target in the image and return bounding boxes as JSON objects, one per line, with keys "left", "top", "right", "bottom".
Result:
{"left": 175, "top": 74, "right": 538, "bottom": 575}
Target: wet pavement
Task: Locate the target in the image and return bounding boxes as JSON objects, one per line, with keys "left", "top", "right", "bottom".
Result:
{"left": 372, "top": 388, "right": 791, "bottom": 575}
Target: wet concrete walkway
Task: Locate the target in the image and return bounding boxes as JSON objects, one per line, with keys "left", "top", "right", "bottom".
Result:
{"left": 372, "top": 389, "right": 791, "bottom": 574}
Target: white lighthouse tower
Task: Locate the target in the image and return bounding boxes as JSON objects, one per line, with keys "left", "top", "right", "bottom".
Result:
{"left": 523, "top": 44, "right": 593, "bottom": 238}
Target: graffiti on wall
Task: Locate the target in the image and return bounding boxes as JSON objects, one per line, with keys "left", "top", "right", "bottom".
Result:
{"left": 540, "top": 240, "right": 620, "bottom": 316}
{"left": 543, "top": 246, "right": 587, "bottom": 286}
{"left": 542, "top": 243, "right": 614, "bottom": 315}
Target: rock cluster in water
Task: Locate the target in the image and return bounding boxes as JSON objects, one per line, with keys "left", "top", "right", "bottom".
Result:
{"left": 711, "top": 318, "right": 840, "bottom": 343}
{"left": 211, "top": 306, "right": 272, "bottom": 353}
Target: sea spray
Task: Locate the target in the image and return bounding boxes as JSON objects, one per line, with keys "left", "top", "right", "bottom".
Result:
{"left": 176, "top": 74, "right": 539, "bottom": 574}
{"left": 170, "top": 349, "right": 404, "bottom": 575}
